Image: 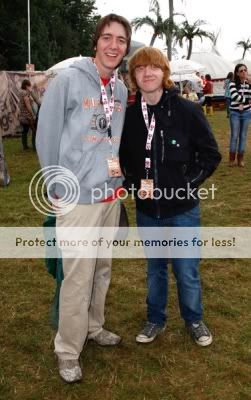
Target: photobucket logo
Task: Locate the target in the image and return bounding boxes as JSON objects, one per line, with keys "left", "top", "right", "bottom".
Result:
{"left": 29, "top": 166, "right": 80, "bottom": 216}
{"left": 92, "top": 183, "right": 218, "bottom": 202}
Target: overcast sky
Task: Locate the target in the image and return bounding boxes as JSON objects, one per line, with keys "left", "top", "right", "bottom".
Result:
{"left": 95, "top": 0, "right": 251, "bottom": 62}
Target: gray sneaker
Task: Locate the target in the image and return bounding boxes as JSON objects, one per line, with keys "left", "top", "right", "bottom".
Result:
{"left": 136, "top": 322, "right": 165, "bottom": 344}
{"left": 187, "top": 321, "right": 213, "bottom": 347}
{"left": 88, "top": 329, "right": 121, "bottom": 346}
{"left": 58, "top": 359, "right": 82, "bottom": 383}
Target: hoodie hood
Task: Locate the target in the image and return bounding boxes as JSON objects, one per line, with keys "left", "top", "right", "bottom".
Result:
{"left": 70, "top": 57, "right": 101, "bottom": 87}
{"left": 69, "top": 57, "right": 121, "bottom": 88}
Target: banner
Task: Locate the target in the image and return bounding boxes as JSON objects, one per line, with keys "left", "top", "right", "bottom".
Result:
{"left": 0, "top": 227, "right": 250, "bottom": 259}
{"left": 0, "top": 71, "right": 51, "bottom": 137}
{"left": 0, "top": 134, "right": 10, "bottom": 186}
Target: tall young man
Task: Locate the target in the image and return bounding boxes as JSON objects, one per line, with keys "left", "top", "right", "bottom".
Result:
{"left": 36, "top": 14, "right": 131, "bottom": 383}
{"left": 120, "top": 47, "right": 221, "bottom": 347}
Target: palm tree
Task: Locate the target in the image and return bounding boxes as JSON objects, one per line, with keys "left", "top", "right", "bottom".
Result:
{"left": 175, "top": 19, "right": 214, "bottom": 60}
{"left": 236, "top": 38, "right": 251, "bottom": 59}
{"left": 211, "top": 30, "right": 221, "bottom": 56}
{"left": 131, "top": 0, "right": 166, "bottom": 47}
{"left": 131, "top": 0, "right": 181, "bottom": 60}
{"left": 166, "top": 0, "right": 174, "bottom": 61}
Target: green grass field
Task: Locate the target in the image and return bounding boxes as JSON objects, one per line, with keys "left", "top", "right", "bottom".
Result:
{"left": 0, "top": 110, "right": 251, "bottom": 400}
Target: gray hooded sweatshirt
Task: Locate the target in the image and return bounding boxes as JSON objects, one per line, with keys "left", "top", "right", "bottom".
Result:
{"left": 36, "top": 57, "right": 128, "bottom": 204}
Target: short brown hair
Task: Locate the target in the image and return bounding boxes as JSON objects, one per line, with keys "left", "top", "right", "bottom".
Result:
{"left": 129, "top": 47, "right": 174, "bottom": 92}
{"left": 21, "top": 79, "right": 31, "bottom": 90}
{"left": 93, "top": 14, "right": 132, "bottom": 56}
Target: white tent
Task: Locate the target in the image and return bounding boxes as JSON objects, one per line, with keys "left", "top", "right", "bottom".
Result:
{"left": 47, "top": 40, "right": 146, "bottom": 74}
{"left": 47, "top": 56, "right": 83, "bottom": 72}
{"left": 170, "top": 59, "right": 205, "bottom": 76}
{"left": 190, "top": 52, "right": 234, "bottom": 79}
{"left": 169, "top": 59, "right": 205, "bottom": 94}
{"left": 120, "top": 40, "right": 145, "bottom": 73}
{"left": 126, "top": 40, "right": 145, "bottom": 59}
{"left": 171, "top": 72, "right": 198, "bottom": 82}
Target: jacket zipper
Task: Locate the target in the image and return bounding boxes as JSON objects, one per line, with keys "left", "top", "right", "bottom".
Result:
{"left": 153, "top": 131, "right": 161, "bottom": 218}
{"left": 160, "top": 130, "right": 164, "bottom": 163}
{"left": 191, "top": 169, "right": 204, "bottom": 184}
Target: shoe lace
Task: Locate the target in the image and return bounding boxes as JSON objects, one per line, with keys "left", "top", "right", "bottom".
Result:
{"left": 192, "top": 322, "right": 209, "bottom": 338}
{"left": 144, "top": 322, "right": 158, "bottom": 335}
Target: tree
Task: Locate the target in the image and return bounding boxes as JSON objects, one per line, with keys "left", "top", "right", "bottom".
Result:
{"left": 131, "top": 0, "right": 166, "bottom": 47}
{"left": 166, "top": 0, "right": 174, "bottom": 61}
{"left": 175, "top": 19, "right": 214, "bottom": 60}
{"left": 0, "top": 0, "right": 100, "bottom": 70}
{"left": 236, "top": 38, "right": 251, "bottom": 59}
{"left": 165, "top": 0, "right": 185, "bottom": 61}
{"left": 211, "top": 30, "right": 221, "bottom": 56}
{"left": 131, "top": 0, "right": 180, "bottom": 60}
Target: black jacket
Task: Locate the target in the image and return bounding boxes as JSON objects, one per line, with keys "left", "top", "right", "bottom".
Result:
{"left": 120, "top": 88, "right": 221, "bottom": 218}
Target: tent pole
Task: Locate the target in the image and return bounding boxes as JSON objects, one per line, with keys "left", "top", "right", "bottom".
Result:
{"left": 27, "top": 0, "right": 31, "bottom": 64}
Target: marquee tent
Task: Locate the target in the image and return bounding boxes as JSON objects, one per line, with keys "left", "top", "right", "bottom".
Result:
{"left": 46, "top": 42, "right": 146, "bottom": 86}
{"left": 47, "top": 56, "right": 83, "bottom": 72}
{"left": 47, "top": 41, "right": 146, "bottom": 74}
{"left": 190, "top": 52, "right": 234, "bottom": 79}
{"left": 169, "top": 59, "right": 205, "bottom": 94}
{"left": 170, "top": 59, "right": 205, "bottom": 76}
{"left": 120, "top": 40, "right": 145, "bottom": 73}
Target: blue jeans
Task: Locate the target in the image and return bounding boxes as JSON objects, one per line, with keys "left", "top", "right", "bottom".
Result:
{"left": 225, "top": 97, "right": 231, "bottom": 117}
{"left": 229, "top": 110, "right": 251, "bottom": 154}
{"left": 136, "top": 206, "right": 202, "bottom": 327}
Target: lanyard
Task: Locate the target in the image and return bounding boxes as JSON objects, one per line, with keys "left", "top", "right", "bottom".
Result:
{"left": 141, "top": 96, "right": 156, "bottom": 177}
{"left": 93, "top": 59, "right": 116, "bottom": 153}
{"left": 99, "top": 73, "right": 116, "bottom": 139}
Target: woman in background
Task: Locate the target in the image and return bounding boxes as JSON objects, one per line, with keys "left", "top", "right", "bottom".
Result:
{"left": 229, "top": 64, "right": 251, "bottom": 167}
{"left": 19, "top": 79, "right": 37, "bottom": 150}
{"left": 182, "top": 82, "right": 198, "bottom": 102}
{"left": 224, "top": 72, "right": 234, "bottom": 118}
{"left": 203, "top": 74, "right": 214, "bottom": 115}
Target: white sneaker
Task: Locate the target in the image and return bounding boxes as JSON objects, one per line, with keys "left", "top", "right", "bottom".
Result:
{"left": 136, "top": 322, "right": 166, "bottom": 344}
{"left": 188, "top": 321, "right": 213, "bottom": 347}
{"left": 58, "top": 359, "right": 82, "bottom": 383}
{"left": 88, "top": 329, "right": 121, "bottom": 346}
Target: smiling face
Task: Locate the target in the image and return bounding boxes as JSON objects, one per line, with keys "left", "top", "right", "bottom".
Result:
{"left": 134, "top": 64, "right": 164, "bottom": 96}
{"left": 94, "top": 21, "right": 128, "bottom": 78}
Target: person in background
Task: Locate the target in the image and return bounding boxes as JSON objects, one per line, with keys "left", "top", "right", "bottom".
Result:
{"left": 36, "top": 13, "right": 131, "bottom": 384}
{"left": 202, "top": 74, "right": 214, "bottom": 115}
{"left": 182, "top": 82, "right": 198, "bottom": 102}
{"left": 19, "top": 79, "right": 38, "bottom": 150}
{"left": 120, "top": 47, "right": 221, "bottom": 347}
{"left": 224, "top": 72, "right": 234, "bottom": 118}
{"left": 194, "top": 71, "right": 204, "bottom": 99}
{"left": 229, "top": 64, "right": 251, "bottom": 167}
{"left": 31, "top": 83, "right": 41, "bottom": 124}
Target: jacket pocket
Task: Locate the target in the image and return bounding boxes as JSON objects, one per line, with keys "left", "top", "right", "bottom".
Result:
{"left": 62, "top": 149, "right": 93, "bottom": 183}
